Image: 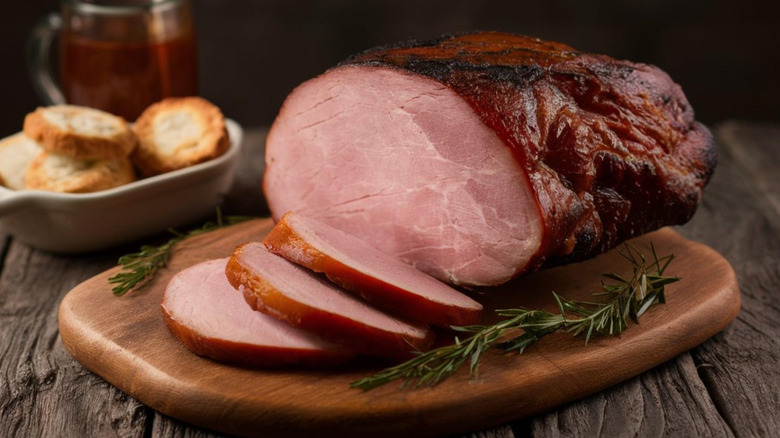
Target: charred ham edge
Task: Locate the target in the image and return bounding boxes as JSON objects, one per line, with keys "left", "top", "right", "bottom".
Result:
{"left": 161, "top": 258, "right": 356, "bottom": 367}
{"left": 226, "top": 242, "right": 435, "bottom": 359}
{"left": 263, "top": 31, "right": 715, "bottom": 287}
{"left": 264, "top": 211, "right": 484, "bottom": 326}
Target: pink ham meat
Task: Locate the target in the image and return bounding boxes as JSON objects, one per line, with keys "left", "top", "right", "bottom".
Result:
{"left": 226, "top": 242, "right": 435, "bottom": 359}
{"left": 263, "top": 211, "right": 483, "bottom": 326}
{"left": 161, "top": 258, "right": 355, "bottom": 366}
{"left": 263, "top": 32, "right": 715, "bottom": 287}
{"left": 264, "top": 64, "right": 539, "bottom": 287}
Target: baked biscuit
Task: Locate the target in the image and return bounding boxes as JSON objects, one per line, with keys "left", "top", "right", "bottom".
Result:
{"left": 132, "top": 97, "right": 229, "bottom": 176}
{"left": 24, "top": 105, "right": 137, "bottom": 161}
{"left": 0, "top": 133, "right": 41, "bottom": 190}
{"left": 24, "top": 152, "right": 136, "bottom": 193}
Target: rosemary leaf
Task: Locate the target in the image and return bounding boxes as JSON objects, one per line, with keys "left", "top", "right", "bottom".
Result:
{"left": 351, "top": 242, "right": 680, "bottom": 390}
{"left": 108, "top": 208, "right": 253, "bottom": 296}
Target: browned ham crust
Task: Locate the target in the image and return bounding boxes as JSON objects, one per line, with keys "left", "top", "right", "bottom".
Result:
{"left": 343, "top": 32, "right": 715, "bottom": 270}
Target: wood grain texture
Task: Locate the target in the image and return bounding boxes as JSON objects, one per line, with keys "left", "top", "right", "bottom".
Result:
{"left": 0, "top": 243, "right": 148, "bottom": 438}
{"left": 57, "top": 218, "right": 738, "bottom": 438}
{"left": 1, "top": 122, "right": 779, "bottom": 438}
{"left": 718, "top": 122, "right": 780, "bottom": 219}
{"left": 529, "top": 354, "right": 735, "bottom": 438}
{"left": 675, "top": 122, "right": 780, "bottom": 437}
{"left": 151, "top": 413, "right": 225, "bottom": 438}
{"left": 149, "top": 414, "right": 516, "bottom": 438}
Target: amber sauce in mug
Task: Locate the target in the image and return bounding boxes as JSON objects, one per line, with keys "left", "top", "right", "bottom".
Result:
{"left": 20, "top": 0, "right": 202, "bottom": 121}
{"left": 60, "top": 31, "right": 197, "bottom": 121}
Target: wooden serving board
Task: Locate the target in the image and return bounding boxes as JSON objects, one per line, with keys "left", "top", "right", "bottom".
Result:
{"left": 58, "top": 218, "right": 740, "bottom": 438}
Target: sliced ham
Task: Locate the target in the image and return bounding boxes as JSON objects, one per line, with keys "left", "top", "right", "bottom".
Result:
{"left": 263, "top": 211, "right": 483, "bottom": 326}
{"left": 161, "top": 258, "right": 355, "bottom": 366}
{"left": 226, "top": 242, "right": 435, "bottom": 359}
{"left": 263, "top": 32, "right": 716, "bottom": 287}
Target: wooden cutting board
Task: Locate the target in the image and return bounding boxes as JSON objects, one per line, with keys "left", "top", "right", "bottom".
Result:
{"left": 58, "top": 218, "right": 740, "bottom": 438}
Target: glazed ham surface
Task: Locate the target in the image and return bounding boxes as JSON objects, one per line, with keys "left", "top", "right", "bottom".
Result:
{"left": 264, "top": 32, "right": 715, "bottom": 287}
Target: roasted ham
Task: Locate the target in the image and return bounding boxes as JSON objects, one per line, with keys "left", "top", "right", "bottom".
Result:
{"left": 264, "top": 32, "right": 715, "bottom": 286}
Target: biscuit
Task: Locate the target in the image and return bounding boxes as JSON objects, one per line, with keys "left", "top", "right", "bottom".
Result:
{"left": 24, "top": 105, "right": 137, "bottom": 161}
{"left": 131, "top": 97, "right": 229, "bottom": 177}
{"left": 0, "top": 133, "right": 42, "bottom": 190}
{"left": 24, "top": 152, "right": 136, "bottom": 193}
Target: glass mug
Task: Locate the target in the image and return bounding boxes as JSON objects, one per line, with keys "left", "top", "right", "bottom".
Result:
{"left": 28, "top": 0, "right": 198, "bottom": 121}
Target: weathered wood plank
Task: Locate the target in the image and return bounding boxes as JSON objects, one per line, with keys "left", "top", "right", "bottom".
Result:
{"left": 0, "top": 243, "right": 149, "bottom": 438}
{"left": 461, "top": 426, "right": 516, "bottom": 438}
{"left": 150, "top": 415, "right": 517, "bottom": 438}
{"left": 151, "top": 414, "right": 227, "bottom": 438}
{"left": 717, "top": 122, "right": 780, "bottom": 219}
{"left": 529, "top": 354, "right": 733, "bottom": 437}
{"left": 149, "top": 412, "right": 517, "bottom": 438}
{"left": 479, "top": 426, "right": 518, "bottom": 438}
{"left": 676, "top": 122, "right": 780, "bottom": 437}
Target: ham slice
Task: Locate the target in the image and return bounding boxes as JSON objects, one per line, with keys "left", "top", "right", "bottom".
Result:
{"left": 161, "top": 258, "right": 355, "bottom": 366}
{"left": 226, "top": 243, "right": 435, "bottom": 359}
{"left": 263, "top": 211, "right": 483, "bottom": 326}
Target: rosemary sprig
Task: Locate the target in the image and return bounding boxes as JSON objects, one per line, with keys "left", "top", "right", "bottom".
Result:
{"left": 351, "top": 243, "right": 679, "bottom": 390}
{"left": 108, "top": 208, "right": 253, "bottom": 296}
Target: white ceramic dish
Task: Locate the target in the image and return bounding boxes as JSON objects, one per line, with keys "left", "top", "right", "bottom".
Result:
{"left": 0, "top": 119, "right": 243, "bottom": 253}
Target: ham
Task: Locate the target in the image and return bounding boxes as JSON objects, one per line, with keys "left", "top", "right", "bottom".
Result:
{"left": 161, "top": 258, "right": 355, "bottom": 366}
{"left": 263, "top": 32, "right": 715, "bottom": 287}
{"left": 263, "top": 211, "right": 483, "bottom": 326}
{"left": 226, "top": 242, "right": 435, "bottom": 359}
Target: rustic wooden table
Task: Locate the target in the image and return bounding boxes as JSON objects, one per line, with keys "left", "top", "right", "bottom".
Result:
{"left": 1, "top": 122, "right": 778, "bottom": 437}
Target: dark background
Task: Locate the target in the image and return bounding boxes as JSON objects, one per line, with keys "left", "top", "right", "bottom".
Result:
{"left": 1, "top": 0, "right": 779, "bottom": 137}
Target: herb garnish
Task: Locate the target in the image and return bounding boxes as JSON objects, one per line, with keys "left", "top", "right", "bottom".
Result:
{"left": 351, "top": 243, "right": 679, "bottom": 390}
{"left": 108, "top": 209, "right": 253, "bottom": 296}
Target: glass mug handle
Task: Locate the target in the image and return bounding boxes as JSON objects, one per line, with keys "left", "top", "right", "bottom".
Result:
{"left": 27, "top": 13, "right": 66, "bottom": 105}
